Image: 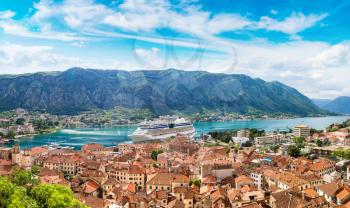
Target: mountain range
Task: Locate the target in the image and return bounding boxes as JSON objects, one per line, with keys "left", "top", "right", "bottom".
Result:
{"left": 0, "top": 68, "right": 325, "bottom": 116}
{"left": 313, "top": 96, "right": 350, "bottom": 114}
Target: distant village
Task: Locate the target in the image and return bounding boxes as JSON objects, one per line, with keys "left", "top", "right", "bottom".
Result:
{"left": 0, "top": 108, "right": 142, "bottom": 143}
{"left": 0, "top": 118, "right": 350, "bottom": 208}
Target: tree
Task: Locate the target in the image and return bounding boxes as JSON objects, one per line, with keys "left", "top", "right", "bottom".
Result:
{"left": 287, "top": 145, "right": 301, "bottom": 158}
{"left": 241, "top": 140, "right": 252, "bottom": 147}
{"left": 249, "top": 129, "right": 265, "bottom": 139}
{"left": 0, "top": 177, "right": 16, "bottom": 207}
{"left": 10, "top": 167, "right": 33, "bottom": 187}
{"left": 270, "top": 145, "right": 280, "bottom": 153}
{"left": 310, "top": 128, "right": 322, "bottom": 135}
{"left": 31, "top": 184, "right": 85, "bottom": 208}
{"left": 0, "top": 176, "right": 85, "bottom": 208}
{"left": 208, "top": 131, "right": 234, "bottom": 143}
{"left": 7, "top": 130, "right": 16, "bottom": 139}
{"left": 31, "top": 165, "right": 40, "bottom": 176}
{"left": 15, "top": 118, "right": 25, "bottom": 125}
{"left": 332, "top": 148, "right": 345, "bottom": 159}
{"left": 332, "top": 148, "right": 350, "bottom": 160}
{"left": 292, "top": 137, "right": 305, "bottom": 148}
{"left": 189, "top": 179, "right": 201, "bottom": 187}
{"left": 292, "top": 137, "right": 304, "bottom": 144}
{"left": 151, "top": 149, "right": 164, "bottom": 161}
{"left": 316, "top": 139, "right": 323, "bottom": 147}
{"left": 323, "top": 138, "right": 331, "bottom": 146}
{"left": 8, "top": 187, "right": 38, "bottom": 208}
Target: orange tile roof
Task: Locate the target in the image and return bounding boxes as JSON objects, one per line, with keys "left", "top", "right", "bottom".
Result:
{"left": 278, "top": 172, "right": 307, "bottom": 188}
{"left": 147, "top": 173, "right": 189, "bottom": 185}
{"left": 202, "top": 175, "right": 217, "bottom": 184}
{"left": 82, "top": 143, "right": 104, "bottom": 152}
{"left": 84, "top": 180, "right": 100, "bottom": 194}
{"left": 84, "top": 196, "right": 105, "bottom": 208}
{"left": 337, "top": 187, "right": 350, "bottom": 201}
{"left": 235, "top": 175, "right": 253, "bottom": 184}
{"left": 156, "top": 190, "right": 168, "bottom": 200}
{"left": 30, "top": 146, "right": 48, "bottom": 156}
{"left": 309, "top": 159, "right": 334, "bottom": 172}
{"left": 317, "top": 182, "right": 338, "bottom": 196}
{"left": 304, "top": 188, "right": 318, "bottom": 198}
{"left": 129, "top": 165, "right": 145, "bottom": 174}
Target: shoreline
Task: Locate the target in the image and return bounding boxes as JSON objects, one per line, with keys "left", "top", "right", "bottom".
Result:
{"left": 6, "top": 115, "right": 349, "bottom": 150}
{"left": 14, "top": 128, "right": 61, "bottom": 139}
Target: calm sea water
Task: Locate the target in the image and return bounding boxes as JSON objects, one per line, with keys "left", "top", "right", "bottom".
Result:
{"left": 11, "top": 116, "right": 350, "bottom": 149}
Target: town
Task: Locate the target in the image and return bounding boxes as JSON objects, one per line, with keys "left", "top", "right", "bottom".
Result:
{"left": 0, "top": 119, "right": 350, "bottom": 208}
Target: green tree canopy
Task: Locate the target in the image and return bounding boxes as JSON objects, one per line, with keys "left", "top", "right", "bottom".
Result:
{"left": 189, "top": 179, "right": 201, "bottom": 187}
{"left": 31, "top": 165, "right": 40, "bottom": 176}
{"left": 316, "top": 139, "right": 323, "bottom": 147}
{"left": 292, "top": 137, "right": 304, "bottom": 144}
{"left": 287, "top": 145, "right": 301, "bottom": 158}
{"left": 10, "top": 167, "right": 33, "bottom": 187}
{"left": 332, "top": 148, "right": 350, "bottom": 159}
{"left": 0, "top": 173, "right": 85, "bottom": 208}
{"left": 16, "top": 118, "right": 26, "bottom": 125}
{"left": 270, "top": 145, "right": 280, "bottom": 153}
{"left": 0, "top": 177, "right": 16, "bottom": 207}
{"left": 31, "top": 184, "right": 84, "bottom": 208}
{"left": 8, "top": 187, "right": 38, "bottom": 208}
{"left": 151, "top": 149, "right": 164, "bottom": 161}
{"left": 7, "top": 130, "right": 16, "bottom": 139}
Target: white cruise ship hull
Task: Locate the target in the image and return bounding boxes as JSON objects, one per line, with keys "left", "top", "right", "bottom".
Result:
{"left": 131, "top": 127, "right": 196, "bottom": 143}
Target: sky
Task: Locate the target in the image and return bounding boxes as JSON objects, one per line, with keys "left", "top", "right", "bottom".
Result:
{"left": 0, "top": 0, "right": 350, "bottom": 99}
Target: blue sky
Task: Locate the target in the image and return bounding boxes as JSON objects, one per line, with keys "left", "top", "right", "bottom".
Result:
{"left": 1, "top": 0, "right": 350, "bottom": 99}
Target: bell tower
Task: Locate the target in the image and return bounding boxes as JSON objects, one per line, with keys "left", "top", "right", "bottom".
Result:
{"left": 22, "top": 148, "right": 32, "bottom": 168}
{"left": 11, "top": 144, "right": 22, "bottom": 165}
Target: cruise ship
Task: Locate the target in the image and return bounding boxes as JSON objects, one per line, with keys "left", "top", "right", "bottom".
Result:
{"left": 130, "top": 116, "right": 196, "bottom": 143}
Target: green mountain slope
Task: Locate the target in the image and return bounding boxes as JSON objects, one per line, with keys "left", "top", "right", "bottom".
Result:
{"left": 0, "top": 68, "right": 325, "bottom": 116}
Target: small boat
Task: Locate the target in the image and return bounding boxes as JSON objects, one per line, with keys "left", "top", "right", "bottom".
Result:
{"left": 4, "top": 139, "right": 15, "bottom": 144}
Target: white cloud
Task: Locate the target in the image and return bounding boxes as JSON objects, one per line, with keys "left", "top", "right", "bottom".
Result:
{"left": 309, "top": 44, "right": 350, "bottom": 68}
{"left": 0, "top": 10, "right": 15, "bottom": 19}
{"left": 208, "top": 14, "right": 250, "bottom": 34}
{"left": 134, "top": 47, "right": 168, "bottom": 69}
{"left": 104, "top": 0, "right": 169, "bottom": 32}
{"left": 270, "top": 10, "right": 278, "bottom": 15}
{"left": 0, "top": 19, "right": 87, "bottom": 41}
{"left": 0, "top": 43, "right": 109, "bottom": 73}
{"left": 28, "top": 0, "right": 326, "bottom": 39}
{"left": 256, "top": 12, "right": 328, "bottom": 35}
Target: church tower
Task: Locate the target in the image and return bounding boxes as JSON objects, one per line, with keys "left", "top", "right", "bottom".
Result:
{"left": 22, "top": 149, "right": 32, "bottom": 168}
{"left": 11, "top": 144, "right": 22, "bottom": 165}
